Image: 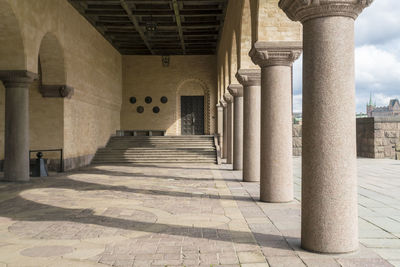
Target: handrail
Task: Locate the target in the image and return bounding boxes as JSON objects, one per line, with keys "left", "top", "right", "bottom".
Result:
{"left": 29, "top": 149, "right": 63, "bottom": 172}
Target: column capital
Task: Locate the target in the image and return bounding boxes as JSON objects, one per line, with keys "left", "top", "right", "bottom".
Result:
{"left": 250, "top": 41, "right": 302, "bottom": 67}
{"left": 219, "top": 99, "right": 227, "bottom": 108}
{"left": 223, "top": 92, "right": 234, "bottom": 104}
{"left": 228, "top": 84, "right": 244, "bottom": 98}
{"left": 278, "top": 0, "right": 374, "bottom": 23}
{"left": 236, "top": 69, "right": 261, "bottom": 87}
{"left": 0, "top": 70, "right": 37, "bottom": 88}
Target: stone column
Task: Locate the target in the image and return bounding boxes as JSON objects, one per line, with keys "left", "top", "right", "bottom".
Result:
{"left": 220, "top": 100, "right": 228, "bottom": 159}
{"left": 0, "top": 71, "right": 36, "bottom": 182}
{"left": 228, "top": 85, "right": 244, "bottom": 170}
{"left": 223, "top": 93, "right": 234, "bottom": 164}
{"left": 250, "top": 42, "right": 302, "bottom": 201}
{"left": 216, "top": 102, "right": 225, "bottom": 158}
{"left": 279, "top": 0, "right": 373, "bottom": 253}
{"left": 236, "top": 70, "right": 261, "bottom": 182}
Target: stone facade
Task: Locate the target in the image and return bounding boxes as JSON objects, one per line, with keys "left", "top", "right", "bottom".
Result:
{"left": 367, "top": 99, "right": 400, "bottom": 117}
{"left": 357, "top": 117, "right": 400, "bottom": 159}
{"left": 121, "top": 56, "right": 217, "bottom": 136}
{"left": 0, "top": 0, "right": 122, "bottom": 170}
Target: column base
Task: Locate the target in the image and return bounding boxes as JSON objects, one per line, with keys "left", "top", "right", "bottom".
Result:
{"left": 259, "top": 198, "right": 293, "bottom": 203}
{"left": 301, "top": 243, "right": 359, "bottom": 255}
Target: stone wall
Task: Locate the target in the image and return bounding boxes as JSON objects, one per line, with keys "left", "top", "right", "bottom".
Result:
{"left": 0, "top": 0, "right": 122, "bottom": 170}
{"left": 216, "top": 0, "right": 302, "bottom": 99}
{"left": 292, "top": 118, "right": 400, "bottom": 159}
{"left": 293, "top": 124, "right": 302, "bottom": 156}
{"left": 357, "top": 117, "right": 400, "bottom": 159}
{"left": 121, "top": 56, "right": 217, "bottom": 136}
{"left": 356, "top": 118, "right": 375, "bottom": 158}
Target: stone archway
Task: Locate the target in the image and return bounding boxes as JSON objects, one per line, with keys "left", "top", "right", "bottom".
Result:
{"left": 0, "top": 0, "right": 26, "bottom": 70}
{"left": 175, "top": 79, "right": 211, "bottom": 135}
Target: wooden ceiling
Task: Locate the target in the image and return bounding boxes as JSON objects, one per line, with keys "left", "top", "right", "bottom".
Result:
{"left": 68, "top": 0, "right": 228, "bottom": 55}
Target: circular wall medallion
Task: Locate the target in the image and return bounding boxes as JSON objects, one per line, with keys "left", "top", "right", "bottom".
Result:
{"left": 153, "top": 106, "right": 160, "bottom": 113}
{"left": 137, "top": 106, "right": 144, "bottom": 113}
{"left": 129, "top": 97, "right": 136, "bottom": 104}
{"left": 160, "top": 96, "right": 168, "bottom": 104}
{"left": 145, "top": 96, "right": 152, "bottom": 104}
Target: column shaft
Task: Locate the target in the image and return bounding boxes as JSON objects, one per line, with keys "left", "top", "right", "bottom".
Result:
{"left": 226, "top": 102, "right": 233, "bottom": 164}
{"left": 217, "top": 103, "right": 224, "bottom": 157}
{"left": 301, "top": 16, "right": 358, "bottom": 253}
{"left": 260, "top": 66, "right": 293, "bottom": 201}
{"left": 237, "top": 70, "right": 261, "bottom": 181}
{"left": 224, "top": 93, "right": 234, "bottom": 164}
{"left": 1, "top": 71, "right": 35, "bottom": 182}
{"left": 232, "top": 96, "right": 243, "bottom": 170}
{"left": 222, "top": 105, "right": 228, "bottom": 159}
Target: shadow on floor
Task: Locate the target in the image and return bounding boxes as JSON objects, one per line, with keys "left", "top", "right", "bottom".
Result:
{"left": 0, "top": 176, "right": 293, "bottom": 251}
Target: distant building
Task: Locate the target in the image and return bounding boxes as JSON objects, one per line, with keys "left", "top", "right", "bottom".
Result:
{"left": 367, "top": 95, "right": 400, "bottom": 117}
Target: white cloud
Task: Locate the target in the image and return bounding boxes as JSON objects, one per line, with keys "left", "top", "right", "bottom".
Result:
{"left": 293, "top": 94, "right": 302, "bottom": 113}
{"left": 356, "top": 0, "right": 400, "bottom": 46}
{"left": 355, "top": 45, "right": 400, "bottom": 87}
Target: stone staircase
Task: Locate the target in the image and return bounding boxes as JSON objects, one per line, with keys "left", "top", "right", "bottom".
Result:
{"left": 92, "top": 135, "right": 217, "bottom": 164}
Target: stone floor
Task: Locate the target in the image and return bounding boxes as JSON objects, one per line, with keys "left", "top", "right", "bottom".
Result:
{"left": 0, "top": 158, "right": 398, "bottom": 266}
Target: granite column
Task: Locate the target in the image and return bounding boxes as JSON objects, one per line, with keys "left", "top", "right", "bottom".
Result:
{"left": 228, "top": 84, "right": 244, "bottom": 170}
{"left": 279, "top": 0, "right": 373, "bottom": 253}
{"left": 250, "top": 42, "right": 302, "bottom": 202}
{"left": 0, "top": 71, "right": 36, "bottom": 182}
{"left": 236, "top": 70, "right": 261, "bottom": 181}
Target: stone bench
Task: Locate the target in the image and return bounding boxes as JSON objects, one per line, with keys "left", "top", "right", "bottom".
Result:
{"left": 116, "top": 130, "right": 166, "bottom": 137}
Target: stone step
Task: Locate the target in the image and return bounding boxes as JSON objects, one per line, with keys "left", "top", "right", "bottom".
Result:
{"left": 93, "top": 135, "right": 217, "bottom": 165}
{"left": 97, "top": 151, "right": 215, "bottom": 156}
{"left": 92, "top": 159, "right": 216, "bottom": 164}
{"left": 94, "top": 156, "right": 216, "bottom": 160}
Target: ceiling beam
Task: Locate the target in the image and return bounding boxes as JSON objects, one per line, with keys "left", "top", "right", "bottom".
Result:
{"left": 172, "top": 0, "right": 185, "bottom": 54}
{"left": 120, "top": 0, "right": 154, "bottom": 55}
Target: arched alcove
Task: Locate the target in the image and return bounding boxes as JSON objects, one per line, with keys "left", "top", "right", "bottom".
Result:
{"left": 230, "top": 31, "right": 239, "bottom": 83}
{"left": 175, "top": 79, "right": 211, "bottom": 135}
{"left": 39, "top": 32, "right": 66, "bottom": 85}
{"left": 29, "top": 32, "right": 66, "bottom": 170}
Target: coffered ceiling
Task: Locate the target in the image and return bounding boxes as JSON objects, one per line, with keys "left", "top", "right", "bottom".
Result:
{"left": 68, "top": 0, "right": 228, "bottom": 55}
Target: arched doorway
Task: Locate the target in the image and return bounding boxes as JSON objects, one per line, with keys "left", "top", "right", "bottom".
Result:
{"left": 176, "top": 79, "right": 211, "bottom": 135}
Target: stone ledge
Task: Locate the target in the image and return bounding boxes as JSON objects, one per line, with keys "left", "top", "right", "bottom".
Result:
{"left": 39, "top": 84, "right": 74, "bottom": 98}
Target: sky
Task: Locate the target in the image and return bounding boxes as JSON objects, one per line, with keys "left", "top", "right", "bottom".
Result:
{"left": 292, "top": 0, "right": 400, "bottom": 113}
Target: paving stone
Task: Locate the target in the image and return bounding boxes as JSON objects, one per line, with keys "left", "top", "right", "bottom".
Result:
{"left": 336, "top": 258, "right": 393, "bottom": 267}
{"left": 266, "top": 256, "right": 306, "bottom": 267}
{"left": 237, "top": 251, "right": 266, "bottom": 264}
{"left": 301, "top": 258, "right": 340, "bottom": 267}
{"left": 0, "top": 160, "right": 398, "bottom": 266}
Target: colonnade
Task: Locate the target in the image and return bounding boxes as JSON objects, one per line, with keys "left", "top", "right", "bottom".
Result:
{"left": 217, "top": 0, "right": 372, "bottom": 253}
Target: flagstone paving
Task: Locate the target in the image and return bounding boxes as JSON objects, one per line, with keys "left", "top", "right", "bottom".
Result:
{"left": 0, "top": 158, "right": 398, "bottom": 266}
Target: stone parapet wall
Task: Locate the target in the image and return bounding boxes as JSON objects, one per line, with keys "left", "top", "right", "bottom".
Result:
{"left": 293, "top": 124, "right": 302, "bottom": 156}
{"left": 356, "top": 118, "right": 375, "bottom": 158}
{"left": 371, "top": 117, "right": 400, "bottom": 159}
{"left": 292, "top": 118, "right": 400, "bottom": 159}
